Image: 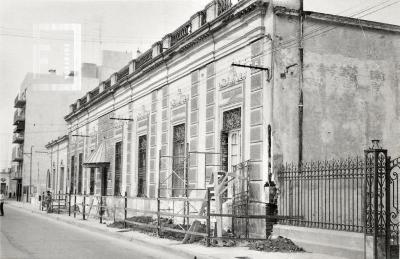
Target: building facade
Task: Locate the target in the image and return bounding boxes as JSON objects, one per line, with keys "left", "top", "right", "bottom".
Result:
{"left": 11, "top": 71, "right": 99, "bottom": 202}
{"left": 0, "top": 168, "right": 14, "bottom": 198}
{"left": 11, "top": 50, "right": 133, "bottom": 202}
{"left": 45, "top": 135, "right": 69, "bottom": 195}
{"left": 64, "top": 0, "right": 400, "bottom": 208}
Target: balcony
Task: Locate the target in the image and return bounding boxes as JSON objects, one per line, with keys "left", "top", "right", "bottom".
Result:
{"left": 13, "top": 121, "right": 25, "bottom": 133}
{"left": 14, "top": 92, "right": 26, "bottom": 108}
{"left": 11, "top": 164, "right": 22, "bottom": 180}
{"left": 12, "top": 133, "right": 24, "bottom": 144}
{"left": 12, "top": 146, "right": 23, "bottom": 162}
{"left": 13, "top": 110, "right": 25, "bottom": 125}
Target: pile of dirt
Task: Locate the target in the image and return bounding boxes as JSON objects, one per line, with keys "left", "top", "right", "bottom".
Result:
{"left": 107, "top": 216, "right": 153, "bottom": 229}
{"left": 247, "top": 236, "right": 305, "bottom": 252}
{"left": 127, "top": 216, "right": 153, "bottom": 224}
{"left": 107, "top": 217, "right": 207, "bottom": 242}
{"left": 107, "top": 221, "right": 125, "bottom": 229}
{"left": 199, "top": 238, "right": 236, "bottom": 247}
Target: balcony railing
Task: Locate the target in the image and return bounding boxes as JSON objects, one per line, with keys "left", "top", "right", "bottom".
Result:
{"left": 104, "top": 79, "right": 111, "bottom": 89}
{"left": 135, "top": 49, "right": 153, "bottom": 71}
{"left": 217, "top": 0, "right": 232, "bottom": 15}
{"left": 170, "top": 21, "right": 192, "bottom": 46}
{"left": 12, "top": 146, "right": 23, "bottom": 162}
{"left": 67, "top": 0, "right": 236, "bottom": 116}
{"left": 13, "top": 122, "right": 25, "bottom": 133}
{"left": 14, "top": 92, "right": 26, "bottom": 108}
{"left": 12, "top": 133, "right": 24, "bottom": 144}
{"left": 11, "top": 164, "right": 22, "bottom": 180}
{"left": 13, "top": 110, "right": 25, "bottom": 125}
{"left": 117, "top": 67, "right": 129, "bottom": 81}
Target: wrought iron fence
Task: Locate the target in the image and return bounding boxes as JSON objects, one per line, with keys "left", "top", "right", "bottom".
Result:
{"left": 277, "top": 157, "right": 365, "bottom": 232}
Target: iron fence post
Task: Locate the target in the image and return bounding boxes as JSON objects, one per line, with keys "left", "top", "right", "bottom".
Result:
{"left": 373, "top": 149, "right": 378, "bottom": 259}
{"left": 206, "top": 188, "right": 211, "bottom": 247}
{"left": 124, "top": 192, "right": 127, "bottom": 228}
{"left": 74, "top": 190, "right": 77, "bottom": 218}
{"left": 83, "top": 191, "right": 86, "bottom": 220}
{"left": 385, "top": 155, "right": 391, "bottom": 259}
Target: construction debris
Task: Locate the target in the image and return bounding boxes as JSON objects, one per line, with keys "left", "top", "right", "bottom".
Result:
{"left": 247, "top": 236, "right": 305, "bottom": 252}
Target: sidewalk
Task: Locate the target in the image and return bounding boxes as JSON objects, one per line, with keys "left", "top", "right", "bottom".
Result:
{"left": 6, "top": 201, "right": 347, "bottom": 259}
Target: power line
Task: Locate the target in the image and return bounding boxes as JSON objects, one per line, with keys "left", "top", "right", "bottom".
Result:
{"left": 3, "top": 1, "right": 398, "bottom": 135}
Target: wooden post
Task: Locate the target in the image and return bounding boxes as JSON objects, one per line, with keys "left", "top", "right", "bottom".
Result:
{"left": 113, "top": 203, "right": 116, "bottom": 223}
{"left": 100, "top": 196, "right": 103, "bottom": 224}
{"left": 124, "top": 191, "right": 127, "bottom": 228}
{"left": 58, "top": 191, "right": 61, "bottom": 214}
{"left": 157, "top": 150, "right": 161, "bottom": 237}
{"left": 68, "top": 191, "right": 71, "bottom": 216}
{"left": 265, "top": 203, "right": 268, "bottom": 238}
{"left": 214, "top": 170, "right": 223, "bottom": 241}
{"left": 41, "top": 192, "right": 44, "bottom": 211}
{"left": 206, "top": 188, "right": 211, "bottom": 247}
{"left": 74, "top": 190, "right": 77, "bottom": 218}
{"left": 184, "top": 143, "right": 189, "bottom": 228}
{"left": 232, "top": 184, "right": 235, "bottom": 236}
{"left": 83, "top": 191, "right": 86, "bottom": 220}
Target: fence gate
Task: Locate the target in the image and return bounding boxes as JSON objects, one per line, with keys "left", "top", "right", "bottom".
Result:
{"left": 365, "top": 142, "right": 399, "bottom": 259}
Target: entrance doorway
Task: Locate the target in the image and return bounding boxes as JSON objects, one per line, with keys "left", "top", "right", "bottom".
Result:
{"left": 137, "top": 135, "right": 147, "bottom": 197}
{"left": 172, "top": 124, "right": 185, "bottom": 197}
{"left": 221, "top": 107, "right": 242, "bottom": 172}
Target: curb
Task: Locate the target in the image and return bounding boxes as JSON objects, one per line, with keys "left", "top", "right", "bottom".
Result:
{"left": 8, "top": 203, "right": 215, "bottom": 259}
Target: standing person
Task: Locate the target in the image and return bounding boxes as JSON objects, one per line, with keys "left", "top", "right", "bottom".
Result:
{"left": 45, "top": 191, "right": 52, "bottom": 213}
{"left": 0, "top": 191, "right": 5, "bottom": 216}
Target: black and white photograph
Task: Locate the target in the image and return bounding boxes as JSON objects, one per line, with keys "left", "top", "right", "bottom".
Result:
{"left": 0, "top": 0, "right": 399, "bottom": 258}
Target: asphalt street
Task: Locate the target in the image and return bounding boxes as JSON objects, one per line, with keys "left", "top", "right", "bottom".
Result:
{"left": 0, "top": 205, "right": 188, "bottom": 259}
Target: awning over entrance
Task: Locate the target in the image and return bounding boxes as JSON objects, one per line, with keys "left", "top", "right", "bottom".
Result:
{"left": 83, "top": 142, "right": 110, "bottom": 168}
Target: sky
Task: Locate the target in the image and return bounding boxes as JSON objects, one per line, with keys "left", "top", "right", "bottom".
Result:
{"left": 0, "top": 0, "right": 399, "bottom": 170}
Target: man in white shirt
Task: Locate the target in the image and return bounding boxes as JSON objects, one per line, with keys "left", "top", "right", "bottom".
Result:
{"left": 0, "top": 191, "right": 5, "bottom": 216}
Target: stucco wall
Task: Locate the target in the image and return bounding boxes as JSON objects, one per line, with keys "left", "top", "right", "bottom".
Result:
{"left": 66, "top": 1, "right": 272, "bottom": 202}
{"left": 273, "top": 14, "right": 400, "bottom": 166}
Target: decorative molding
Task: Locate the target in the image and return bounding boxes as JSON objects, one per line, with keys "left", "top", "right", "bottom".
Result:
{"left": 171, "top": 89, "right": 188, "bottom": 108}
{"left": 222, "top": 107, "right": 241, "bottom": 131}
{"left": 218, "top": 65, "right": 247, "bottom": 89}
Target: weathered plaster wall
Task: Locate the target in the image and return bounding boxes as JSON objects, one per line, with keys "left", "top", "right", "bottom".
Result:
{"left": 272, "top": 13, "right": 301, "bottom": 166}
{"left": 273, "top": 14, "right": 400, "bottom": 165}
{"left": 303, "top": 20, "right": 400, "bottom": 160}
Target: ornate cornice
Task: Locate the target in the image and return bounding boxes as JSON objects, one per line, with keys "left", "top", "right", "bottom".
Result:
{"left": 65, "top": 0, "right": 269, "bottom": 122}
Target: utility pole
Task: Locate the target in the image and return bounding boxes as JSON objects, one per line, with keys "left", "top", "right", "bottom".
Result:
{"left": 29, "top": 145, "right": 33, "bottom": 201}
{"left": 24, "top": 146, "right": 48, "bottom": 201}
{"left": 298, "top": 0, "right": 304, "bottom": 166}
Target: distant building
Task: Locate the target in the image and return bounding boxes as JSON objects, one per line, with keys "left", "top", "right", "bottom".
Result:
{"left": 0, "top": 168, "right": 13, "bottom": 197}
{"left": 12, "top": 70, "right": 98, "bottom": 202}
{"left": 12, "top": 49, "right": 133, "bottom": 202}
{"left": 98, "top": 50, "right": 132, "bottom": 81}
{"left": 45, "top": 135, "right": 69, "bottom": 195}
